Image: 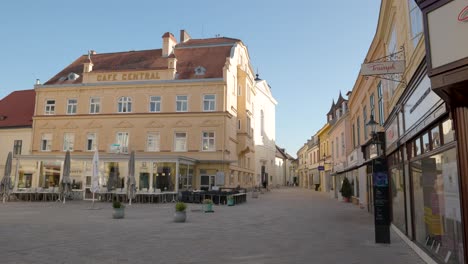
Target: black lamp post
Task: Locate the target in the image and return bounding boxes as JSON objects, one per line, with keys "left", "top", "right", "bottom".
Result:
{"left": 366, "top": 115, "right": 391, "bottom": 244}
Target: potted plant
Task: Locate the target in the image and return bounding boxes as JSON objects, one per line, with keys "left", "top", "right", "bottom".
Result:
{"left": 203, "top": 198, "right": 214, "bottom": 213}
{"left": 174, "top": 202, "right": 187, "bottom": 223}
{"left": 112, "top": 200, "right": 125, "bottom": 219}
{"left": 227, "top": 195, "right": 235, "bottom": 206}
{"left": 340, "top": 177, "right": 353, "bottom": 203}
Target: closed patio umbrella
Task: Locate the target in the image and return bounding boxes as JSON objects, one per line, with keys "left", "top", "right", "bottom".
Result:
{"left": 91, "top": 149, "right": 100, "bottom": 207}
{"left": 1, "top": 152, "right": 12, "bottom": 203}
{"left": 61, "top": 150, "right": 72, "bottom": 204}
{"left": 127, "top": 151, "right": 136, "bottom": 205}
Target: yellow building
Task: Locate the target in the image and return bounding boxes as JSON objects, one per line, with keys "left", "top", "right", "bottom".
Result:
{"left": 316, "top": 123, "right": 331, "bottom": 193}
{"left": 17, "top": 30, "right": 258, "bottom": 197}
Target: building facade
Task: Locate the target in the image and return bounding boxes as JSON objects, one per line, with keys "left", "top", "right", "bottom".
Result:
{"left": 0, "top": 90, "right": 35, "bottom": 188}
{"left": 12, "top": 30, "right": 275, "bottom": 197}
{"left": 253, "top": 76, "right": 278, "bottom": 187}
{"left": 416, "top": 0, "right": 468, "bottom": 262}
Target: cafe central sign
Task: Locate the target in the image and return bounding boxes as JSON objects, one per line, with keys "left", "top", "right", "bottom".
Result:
{"left": 95, "top": 71, "right": 161, "bottom": 82}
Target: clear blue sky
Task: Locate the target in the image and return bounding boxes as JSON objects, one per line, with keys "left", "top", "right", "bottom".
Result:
{"left": 0, "top": 0, "right": 381, "bottom": 158}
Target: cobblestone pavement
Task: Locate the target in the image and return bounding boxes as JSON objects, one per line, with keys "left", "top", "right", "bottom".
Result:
{"left": 0, "top": 188, "right": 424, "bottom": 264}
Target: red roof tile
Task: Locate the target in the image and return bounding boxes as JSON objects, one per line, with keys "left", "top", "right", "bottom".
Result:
{"left": 177, "top": 37, "right": 240, "bottom": 47}
{"left": 44, "top": 36, "right": 240, "bottom": 85}
{"left": 0, "top": 90, "right": 35, "bottom": 128}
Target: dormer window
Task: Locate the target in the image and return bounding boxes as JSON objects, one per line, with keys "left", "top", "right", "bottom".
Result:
{"left": 194, "top": 66, "right": 206, "bottom": 76}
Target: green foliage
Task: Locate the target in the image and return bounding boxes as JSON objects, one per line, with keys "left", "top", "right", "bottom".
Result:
{"left": 175, "top": 202, "right": 187, "bottom": 212}
{"left": 340, "top": 177, "right": 353, "bottom": 199}
{"left": 203, "top": 199, "right": 213, "bottom": 204}
{"left": 112, "top": 200, "right": 125, "bottom": 209}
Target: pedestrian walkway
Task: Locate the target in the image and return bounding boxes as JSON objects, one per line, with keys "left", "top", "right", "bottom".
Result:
{"left": 0, "top": 188, "right": 424, "bottom": 264}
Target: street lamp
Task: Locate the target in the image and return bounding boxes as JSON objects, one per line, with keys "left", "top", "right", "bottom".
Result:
{"left": 367, "top": 115, "right": 379, "bottom": 138}
{"left": 365, "top": 114, "right": 390, "bottom": 244}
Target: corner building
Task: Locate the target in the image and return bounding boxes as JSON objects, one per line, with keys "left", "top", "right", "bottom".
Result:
{"left": 20, "top": 31, "right": 259, "bottom": 197}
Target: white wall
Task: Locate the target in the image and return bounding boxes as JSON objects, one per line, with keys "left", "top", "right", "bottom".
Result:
{"left": 253, "top": 79, "right": 277, "bottom": 186}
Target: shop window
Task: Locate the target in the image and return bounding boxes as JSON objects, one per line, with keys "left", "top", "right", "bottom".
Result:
{"left": 442, "top": 119, "right": 454, "bottom": 144}
{"left": 422, "top": 133, "right": 430, "bottom": 153}
{"left": 411, "top": 148, "right": 463, "bottom": 264}
{"left": 431, "top": 126, "right": 441, "bottom": 149}
{"left": 415, "top": 138, "right": 422, "bottom": 156}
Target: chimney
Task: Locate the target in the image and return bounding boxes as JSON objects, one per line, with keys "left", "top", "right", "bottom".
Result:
{"left": 180, "top": 29, "right": 191, "bottom": 43}
{"left": 162, "top": 32, "right": 177, "bottom": 57}
{"left": 83, "top": 50, "right": 94, "bottom": 73}
{"left": 83, "top": 62, "right": 93, "bottom": 73}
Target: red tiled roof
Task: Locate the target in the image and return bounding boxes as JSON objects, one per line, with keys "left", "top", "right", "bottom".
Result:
{"left": 0, "top": 89, "right": 35, "bottom": 128}
{"left": 174, "top": 45, "right": 233, "bottom": 79}
{"left": 44, "top": 37, "right": 240, "bottom": 85}
{"left": 177, "top": 37, "right": 240, "bottom": 47}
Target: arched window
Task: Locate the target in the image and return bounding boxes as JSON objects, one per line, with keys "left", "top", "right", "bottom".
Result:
{"left": 261, "top": 110, "right": 265, "bottom": 135}
{"left": 118, "top": 97, "right": 132, "bottom": 113}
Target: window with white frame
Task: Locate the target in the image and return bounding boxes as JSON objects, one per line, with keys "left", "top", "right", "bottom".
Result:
{"left": 247, "top": 116, "right": 251, "bottom": 134}
{"left": 331, "top": 141, "right": 334, "bottom": 159}
{"left": 67, "top": 99, "right": 77, "bottom": 115}
{"left": 45, "top": 100, "right": 55, "bottom": 115}
{"left": 387, "top": 26, "right": 398, "bottom": 97}
{"left": 238, "top": 120, "right": 241, "bottom": 130}
{"left": 341, "top": 132, "right": 345, "bottom": 156}
{"left": 13, "top": 140, "right": 22, "bottom": 156}
{"left": 357, "top": 117, "right": 361, "bottom": 146}
{"left": 408, "top": 0, "right": 423, "bottom": 48}
{"left": 174, "top": 132, "right": 187, "bottom": 152}
{"left": 237, "top": 86, "right": 241, "bottom": 96}
{"left": 86, "top": 133, "right": 97, "bottom": 151}
{"left": 261, "top": 110, "right": 265, "bottom": 135}
{"left": 116, "top": 132, "right": 129, "bottom": 153}
{"left": 378, "top": 82, "right": 385, "bottom": 126}
{"left": 149, "top": 96, "right": 161, "bottom": 112}
{"left": 176, "top": 95, "right": 188, "bottom": 112}
{"left": 246, "top": 86, "right": 251, "bottom": 103}
{"left": 335, "top": 137, "right": 339, "bottom": 158}
{"left": 370, "top": 93, "right": 375, "bottom": 119}
{"left": 63, "top": 133, "right": 75, "bottom": 151}
{"left": 117, "top": 97, "right": 132, "bottom": 113}
{"left": 203, "top": 94, "right": 215, "bottom": 111}
{"left": 363, "top": 106, "right": 368, "bottom": 140}
{"left": 202, "top": 131, "right": 215, "bottom": 151}
{"left": 89, "top": 97, "right": 100, "bottom": 114}
{"left": 41, "top": 133, "right": 52, "bottom": 151}
{"left": 147, "top": 132, "right": 160, "bottom": 152}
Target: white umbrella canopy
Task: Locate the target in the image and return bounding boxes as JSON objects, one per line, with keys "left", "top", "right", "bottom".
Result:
{"left": 61, "top": 150, "right": 72, "bottom": 204}
{"left": 1, "top": 152, "right": 12, "bottom": 203}
{"left": 127, "top": 151, "right": 136, "bottom": 205}
{"left": 90, "top": 149, "right": 100, "bottom": 207}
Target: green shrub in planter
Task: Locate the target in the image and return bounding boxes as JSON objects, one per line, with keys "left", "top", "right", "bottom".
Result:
{"left": 175, "top": 202, "right": 187, "bottom": 212}
{"left": 203, "top": 199, "right": 214, "bottom": 212}
{"left": 174, "top": 202, "right": 187, "bottom": 222}
{"left": 112, "top": 200, "right": 125, "bottom": 219}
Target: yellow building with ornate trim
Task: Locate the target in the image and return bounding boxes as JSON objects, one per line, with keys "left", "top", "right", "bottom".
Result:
{"left": 16, "top": 31, "right": 259, "bottom": 197}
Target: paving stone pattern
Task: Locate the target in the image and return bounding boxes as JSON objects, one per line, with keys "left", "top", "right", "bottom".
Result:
{"left": 0, "top": 188, "right": 425, "bottom": 264}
